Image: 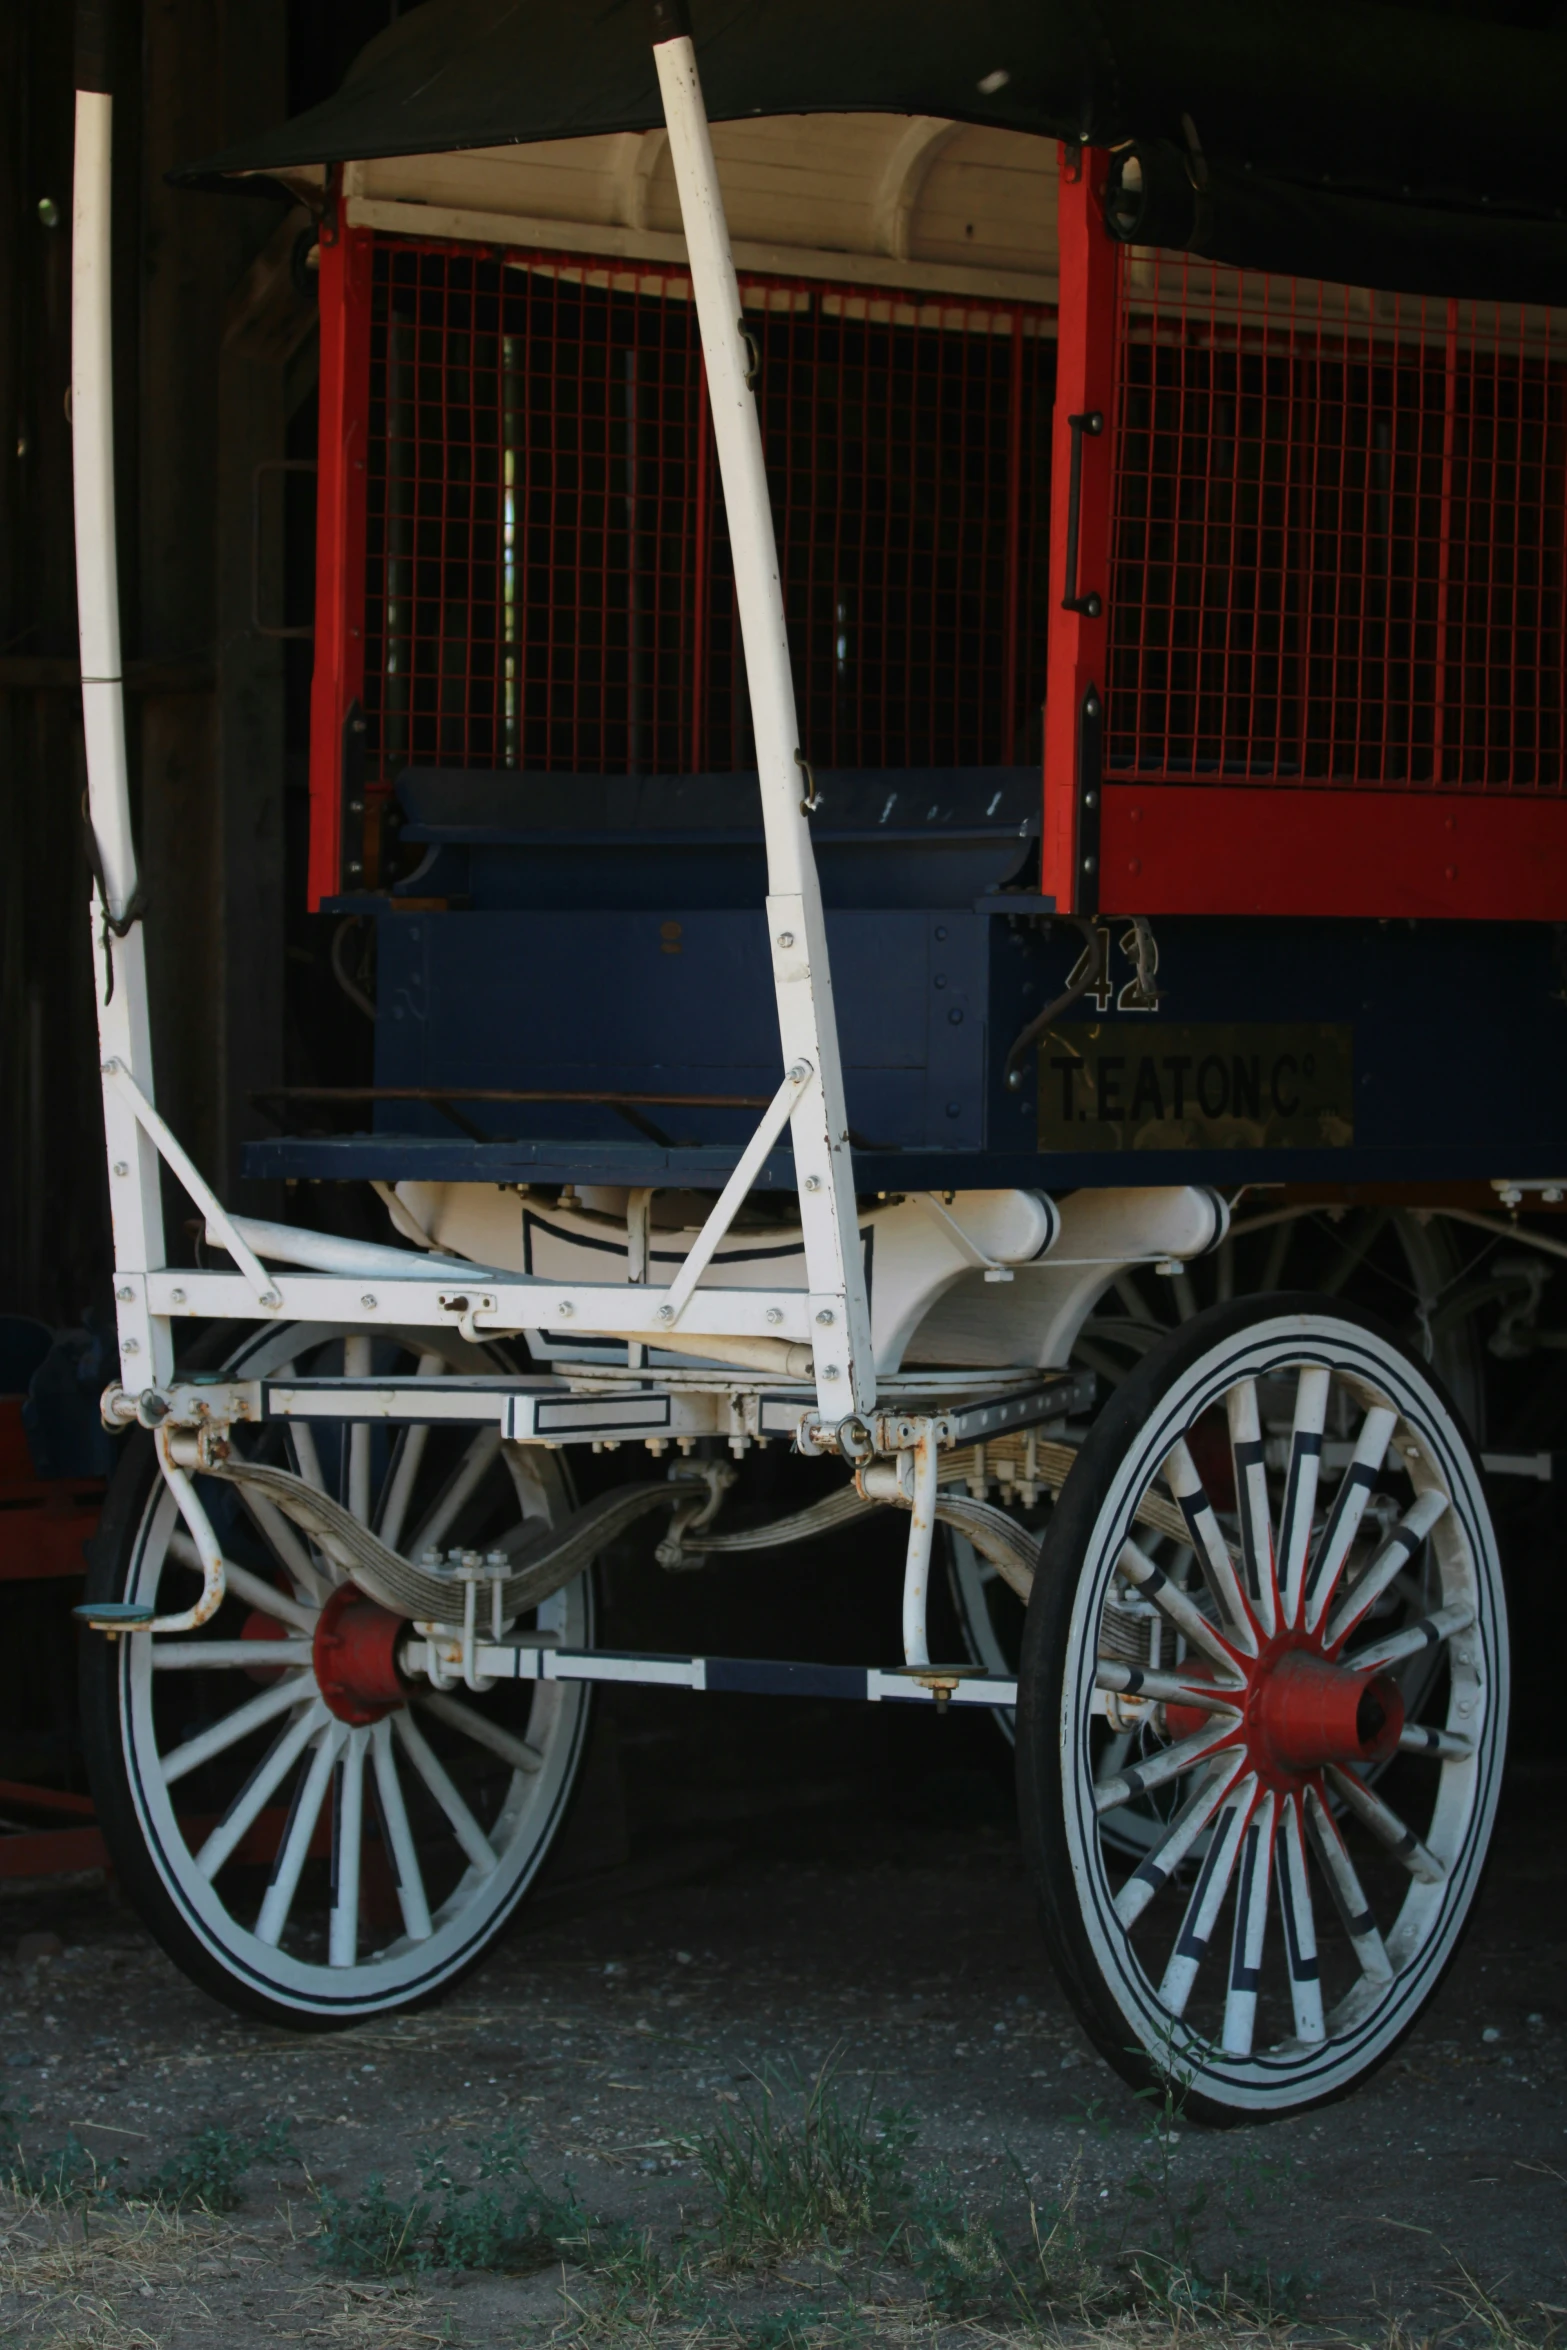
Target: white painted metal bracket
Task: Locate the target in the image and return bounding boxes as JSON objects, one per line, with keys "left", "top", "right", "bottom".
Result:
{"left": 652, "top": 17, "right": 875, "bottom": 1417}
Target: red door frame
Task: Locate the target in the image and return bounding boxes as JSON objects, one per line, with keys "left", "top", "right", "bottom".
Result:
{"left": 1040, "top": 147, "right": 1118, "bottom": 915}
{"left": 307, "top": 187, "right": 373, "bottom": 909}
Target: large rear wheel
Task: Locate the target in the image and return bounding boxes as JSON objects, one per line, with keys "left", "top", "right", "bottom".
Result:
{"left": 1017, "top": 1296, "right": 1508, "bottom": 2121}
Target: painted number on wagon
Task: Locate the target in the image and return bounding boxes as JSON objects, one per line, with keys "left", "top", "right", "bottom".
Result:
{"left": 1036, "top": 1023, "right": 1354, "bottom": 1151}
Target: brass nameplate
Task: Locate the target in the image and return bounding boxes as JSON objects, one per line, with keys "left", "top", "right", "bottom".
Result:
{"left": 1037, "top": 1023, "right": 1354, "bottom": 1151}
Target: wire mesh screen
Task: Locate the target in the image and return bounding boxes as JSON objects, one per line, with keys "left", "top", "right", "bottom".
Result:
{"left": 363, "top": 241, "right": 1053, "bottom": 778}
{"left": 1106, "top": 259, "right": 1567, "bottom": 792}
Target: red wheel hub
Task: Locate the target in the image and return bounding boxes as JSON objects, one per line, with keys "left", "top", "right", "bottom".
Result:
{"left": 1167, "top": 1641, "right": 1404, "bottom": 1783}
{"left": 312, "top": 1584, "right": 407, "bottom": 1725}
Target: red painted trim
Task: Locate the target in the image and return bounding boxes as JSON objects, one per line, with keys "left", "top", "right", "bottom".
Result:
{"left": 0, "top": 1826, "right": 107, "bottom": 1878}
{"left": 1041, "top": 148, "right": 1118, "bottom": 913}
{"left": 1100, "top": 784, "right": 1567, "bottom": 921}
{"left": 307, "top": 194, "right": 373, "bottom": 909}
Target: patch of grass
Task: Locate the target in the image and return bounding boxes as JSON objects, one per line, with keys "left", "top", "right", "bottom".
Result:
{"left": 1447, "top": 2261, "right": 1564, "bottom": 2350}
{"left": 563, "top": 2223, "right": 711, "bottom": 2342}
{"left": 313, "top": 2121, "right": 591, "bottom": 2276}
{"left": 901, "top": 2168, "right": 1008, "bottom": 2316}
{"left": 1, "top": 2098, "right": 123, "bottom": 2205}
{"left": 1010, "top": 2169, "right": 1117, "bottom": 2323}
{"left": 697, "top": 2062, "right": 916, "bottom": 2261}
{"left": 138, "top": 2121, "right": 298, "bottom": 2214}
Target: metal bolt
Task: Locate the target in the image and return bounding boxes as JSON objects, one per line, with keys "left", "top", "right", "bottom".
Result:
{"left": 113, "top": 1161, "right": 128, "bottom": 1177}
{"left": 260, "top": 1288, "right": 282, "bottom": 1310}
{"left": 816, "top": 1309, "right": 834, "bottom": 1325}
{"left": 122, "top": 1339, "right": 139, "bottom": 1355}
{"left": 116, "top": 1286, "right": 133, "bottom": 1304}
{"left": 777, "top": 931, "right": 795, "bottom": 948}
{"left": 170, "top": 1288, "right": 186, "bottom": 1306}
{"left": 361, "top": 1293, "right": 377, "bottom": 1310}
{"left": 656, "top": 1303, "right": 674, "bottom": 1324}
{"left": 765, "top": 1307, "right": 783, "bottom": 1325}
{"left": 804, "top": 1175, "right": 822, "bottom": 1192}
{"left": 558, "top": 1300, "right": 575, "bottom": 1317}
{"left": 788, "top": 1062, "right": 808, "bottom": 1081}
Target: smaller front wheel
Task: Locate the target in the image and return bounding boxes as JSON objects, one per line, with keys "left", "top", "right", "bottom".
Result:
{"left": 81, "top": 1323, "right": 594, "bottom": 2028}
{"left": 1018, "top": 1296, "right": 1507, "bottom": 2122}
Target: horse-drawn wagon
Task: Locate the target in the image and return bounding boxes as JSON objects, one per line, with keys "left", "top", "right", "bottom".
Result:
{"left": 68, "top": 0, "right": 1567, "bottom": 2119}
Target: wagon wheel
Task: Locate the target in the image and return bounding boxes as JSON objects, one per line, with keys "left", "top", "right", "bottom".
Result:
{"left": 947, "top": 1205, "right": 1486, "bottom": 1862}
{"left": 81, "top": 1322, "right": 592, "bottom": 2028}
{"left": 1017, "top": 1294, "right": 1508, "bottom": 2121}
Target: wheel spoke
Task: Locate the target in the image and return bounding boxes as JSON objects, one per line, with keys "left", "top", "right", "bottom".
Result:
{"left": 1324, "top": 1489, "right": 1449, "bottom": 1648}
{"left": 392, "top": 1710, "right": 499, "bottom": 1876}
{"left": 161, "top": 1670, "right": 315, "bottom": 1786}
{"left": 1095, "top": 1661, "right": 1246, "bottom": 1716}
{"left": 1095, "top": 1719, "right": 1242, "bottom": 1816}
{"left": 234, "top": 1485, "right": 334, "bottom": 1606}
{"left": 196, "top": 1699, "right": 329, "bottom": 1881}
{"left": 1302, "top": 1402, "right": 1398, "bottom": 1632}
{"left": 1226, "top": 1379, "right": 1278, "bottom": 1636}
{"left": 1325, "top": 1764, "right": 1446, "bottom": 1884}
{"left": 256, "top": 1723, "right": 344, "bottom": 1946}
{"left": 1115, "top": 1541, "right": 1247, "bottom": 1678}
{"left": 1302, "top": 1783, "right": 1393, "bottom": 1986}
{"left": 407, "top": 1426, "right": 503, "bottom": 1563}
{"left": 288, "top": 1416, "right": 327, "bottom": 1497}
{"left": 1346, "top": 1599, "right": 1473, "bottom": 1676}
{"left": 370, "top": 1717, "right": 433, "bottom": 1941}
{"left": 1114, "top": 1751, "right": 1248, "bottom": 1929}
{"left": 1398, "top": 1723, "right": 1475, "bottom": 1759}
{"left": 167, "top": 1535, "right": 319, "bottom": 1633}
{"left": 344, "top": 1336, "right": 374, "bottom": 1525}
{"left": 1278, "top": 1365, "right": 1330, "bottom": 1628}
{"left": 1157, "top": 1778, "right": 1255, "bottom": 2017}
{"left": 1222, "top": 1788, "right": 1276, "bottom": 2057}
{"left": 414, "top": 1690, "right": 543, "bottom": 1775}
{"left": 330, "top": 1729, "right": 369, "bottom": 1968}
{"left": 152, "top": 1639, "right": 313, "bottom": 1670}
{"left": 1162, "top": 1440, "right": 1259, "bottom": 1654}
{"left": 377, "top": 1351, "right": 447, "bottom": 1549}
{"left": 1277, "top": 1794, "right": 1325, "bottom": 2044}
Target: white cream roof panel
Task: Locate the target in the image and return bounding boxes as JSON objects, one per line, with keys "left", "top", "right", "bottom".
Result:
{"left": 344, "top": 115, "right": 1061, "bottom": 307}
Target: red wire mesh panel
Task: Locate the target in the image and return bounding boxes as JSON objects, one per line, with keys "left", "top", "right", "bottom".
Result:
{"left": 1105, "top": 257, "right": 1567, "bottom": 793}
{"left": 360, "top": 240, "right": 1054, "bottom": 781}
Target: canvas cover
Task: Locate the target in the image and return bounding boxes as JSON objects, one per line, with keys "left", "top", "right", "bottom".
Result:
{"left": 179, "top": 0, "right": 1567, "bottom": 300}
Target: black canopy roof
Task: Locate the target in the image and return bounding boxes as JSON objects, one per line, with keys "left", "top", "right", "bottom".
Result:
{"left": 180, "top": 0, "right": 1567, "bottom": 302}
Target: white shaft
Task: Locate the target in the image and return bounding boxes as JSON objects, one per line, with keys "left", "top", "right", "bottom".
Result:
{"left": 901, "top": 1426, "right": 940, "bottom": 1667}
{"left": 653, "top": 33, "right": 874, "bottom": 1418}
{"left": 73, "top": 86, "right": 170, "bottom": 1382}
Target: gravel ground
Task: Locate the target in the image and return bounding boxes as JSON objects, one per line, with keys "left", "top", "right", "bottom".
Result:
{"left": 1, "top": 1730, "right": 1562, "bottom": 2350}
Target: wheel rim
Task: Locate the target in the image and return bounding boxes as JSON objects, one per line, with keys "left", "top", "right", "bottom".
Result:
{"left": 1054, "top": 1310, "right": 1506, "bottom": 2112}
{"left": 113, "top": 1324, "right": 590, "bottom": 2018}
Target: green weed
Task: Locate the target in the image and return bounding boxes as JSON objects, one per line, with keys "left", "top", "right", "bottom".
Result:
{"left": 313, "top": 2120, "right": 591, "bottom": 2276}
{"left": 139, "top": 2121, "right": 298, "bottom": 2213}
{"left": 1, "top": 2099, "right": 122, "bottom": 2205}
{"left": 697, "top": 2062, "right": 915, "bottom": 2260}
{"left": 901, "top": 2168, "right": 1008, "bottom": 2316}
